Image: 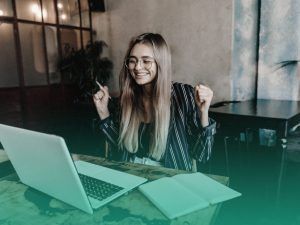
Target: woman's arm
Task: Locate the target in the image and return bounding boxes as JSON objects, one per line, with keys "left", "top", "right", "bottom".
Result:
{"left": 194, "top": 84, "right": 213, "bottom": 127}
{"left": 98, "top": 115, "right": 119, "bottom": 147}
{"left": 189, "top": 116, "right": 216, "bottom": 163}
{"left": 185, "top": 84, "right": 216, "bottom": 163}
{"left": 93, "top": 85, "right": 120, "bottom": 148}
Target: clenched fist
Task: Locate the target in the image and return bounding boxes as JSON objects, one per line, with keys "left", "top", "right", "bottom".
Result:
{"left": 194, "top": 84, "right": 213, "bottom": 113}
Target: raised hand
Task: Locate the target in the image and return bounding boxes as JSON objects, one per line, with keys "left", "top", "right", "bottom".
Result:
{"left": 194, "top": 84, "right": 213, "bottom": 113}
{"left": 93, "top": 81, "right": 110, "bottom": 120}
{"left": 194, "top": 84, "right": 213, "bottom": 127}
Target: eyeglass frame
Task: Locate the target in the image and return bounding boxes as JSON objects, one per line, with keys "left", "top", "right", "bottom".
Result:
{"left": 124, "top": 56, "right": 156, "bottom": 70}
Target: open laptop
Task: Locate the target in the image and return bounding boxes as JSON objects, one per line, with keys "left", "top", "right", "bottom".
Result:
{"left": 0, "top": 124, "right": 147, "bottom": 214}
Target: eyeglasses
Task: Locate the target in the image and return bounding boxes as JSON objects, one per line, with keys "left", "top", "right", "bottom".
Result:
{"left": 125, "top": 57, "right": 155, "bottom": 70}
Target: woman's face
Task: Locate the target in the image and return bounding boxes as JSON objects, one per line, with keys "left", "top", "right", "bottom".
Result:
{"left": 128, "top": 43, "right": 157, "bottom": 86}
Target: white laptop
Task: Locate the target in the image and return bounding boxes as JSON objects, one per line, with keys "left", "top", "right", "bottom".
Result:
{"left": 0, "top": 124, "right": 147, "bottom": 214}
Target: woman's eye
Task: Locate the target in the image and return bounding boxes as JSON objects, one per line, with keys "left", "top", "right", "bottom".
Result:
{"left": 129, "top": 59, "right": 137, "bottom": 64}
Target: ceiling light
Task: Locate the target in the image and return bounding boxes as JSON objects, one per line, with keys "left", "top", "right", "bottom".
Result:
{"left": 57, "top": 3, "right": 63, "bottom": 9}
{"left": 42, "top": 9, "right": 47, "bottom": 19}
{"left": 61, "top": 14, "right": 67, "bottom": 20}
{"left": 31, "top": 4, "right": 40, "bottom": 14}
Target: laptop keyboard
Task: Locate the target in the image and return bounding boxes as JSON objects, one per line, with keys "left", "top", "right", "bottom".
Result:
{"left": 78, "top": 173, "right": 124, "bottom": 201}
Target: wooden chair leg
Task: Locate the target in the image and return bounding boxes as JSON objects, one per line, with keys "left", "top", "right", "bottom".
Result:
{"left": 224, "top": 136, "right": 230, "bottom": 177}
{"left": 192, "top": 159, "right": 197, "bottom": 172}
{"left": 105, "top": 141, "right": 109, "bottom": 159}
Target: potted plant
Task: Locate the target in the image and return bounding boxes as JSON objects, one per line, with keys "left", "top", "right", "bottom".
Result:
{"left": 59, "top": 41, "right": 113, "bottom": 103}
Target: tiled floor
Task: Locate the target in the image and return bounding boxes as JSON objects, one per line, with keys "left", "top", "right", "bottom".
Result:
{"left": 0, "top": 101, "right": 299, "bottom": 225}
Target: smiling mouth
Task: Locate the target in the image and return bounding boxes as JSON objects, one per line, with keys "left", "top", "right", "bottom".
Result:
{"left": 135, "top": 73, "right": 149, "bottom": 77}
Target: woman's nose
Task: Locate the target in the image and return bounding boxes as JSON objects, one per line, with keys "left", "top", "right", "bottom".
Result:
{"left": 134, "top": 60, "right": 143, "bottom": 70}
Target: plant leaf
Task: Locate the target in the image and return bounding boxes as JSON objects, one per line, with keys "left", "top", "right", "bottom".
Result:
{"left": 273, "top": 60, "right": 299, "bottom": 71}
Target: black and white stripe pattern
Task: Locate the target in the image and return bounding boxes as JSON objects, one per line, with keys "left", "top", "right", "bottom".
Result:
{"left": 99, "top": 82, "right": 216, "bottom": 171}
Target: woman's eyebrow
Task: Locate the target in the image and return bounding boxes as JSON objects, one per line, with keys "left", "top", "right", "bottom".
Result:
{"left": 128, "top": 55, "right": 154, "bottom": 59}
{"left": 141, "top": 56, "right": 154, "bottom": 59}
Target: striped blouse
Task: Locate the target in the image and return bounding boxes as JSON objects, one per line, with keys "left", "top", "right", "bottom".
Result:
{"left": 98, "top": 82, "right": 216, "bottom": 171}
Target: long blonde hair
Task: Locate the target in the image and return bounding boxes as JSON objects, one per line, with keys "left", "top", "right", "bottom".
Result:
{"left": 118, "top": 33, "right": 172, "bottom": 160}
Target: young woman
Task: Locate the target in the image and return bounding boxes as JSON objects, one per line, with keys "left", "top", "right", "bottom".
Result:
{"left": 93, "top": 33, "right": 216, "bottom": 171}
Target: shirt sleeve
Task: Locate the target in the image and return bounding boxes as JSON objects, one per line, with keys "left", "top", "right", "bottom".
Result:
{"left": 98, "top": 116, "right": 119, "bottom": 147}
{"left": 185, "top": 85, "right": 217, "bottom": 163}
{"left": 96, "top": 97, "right": 120, "bottom": 148}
